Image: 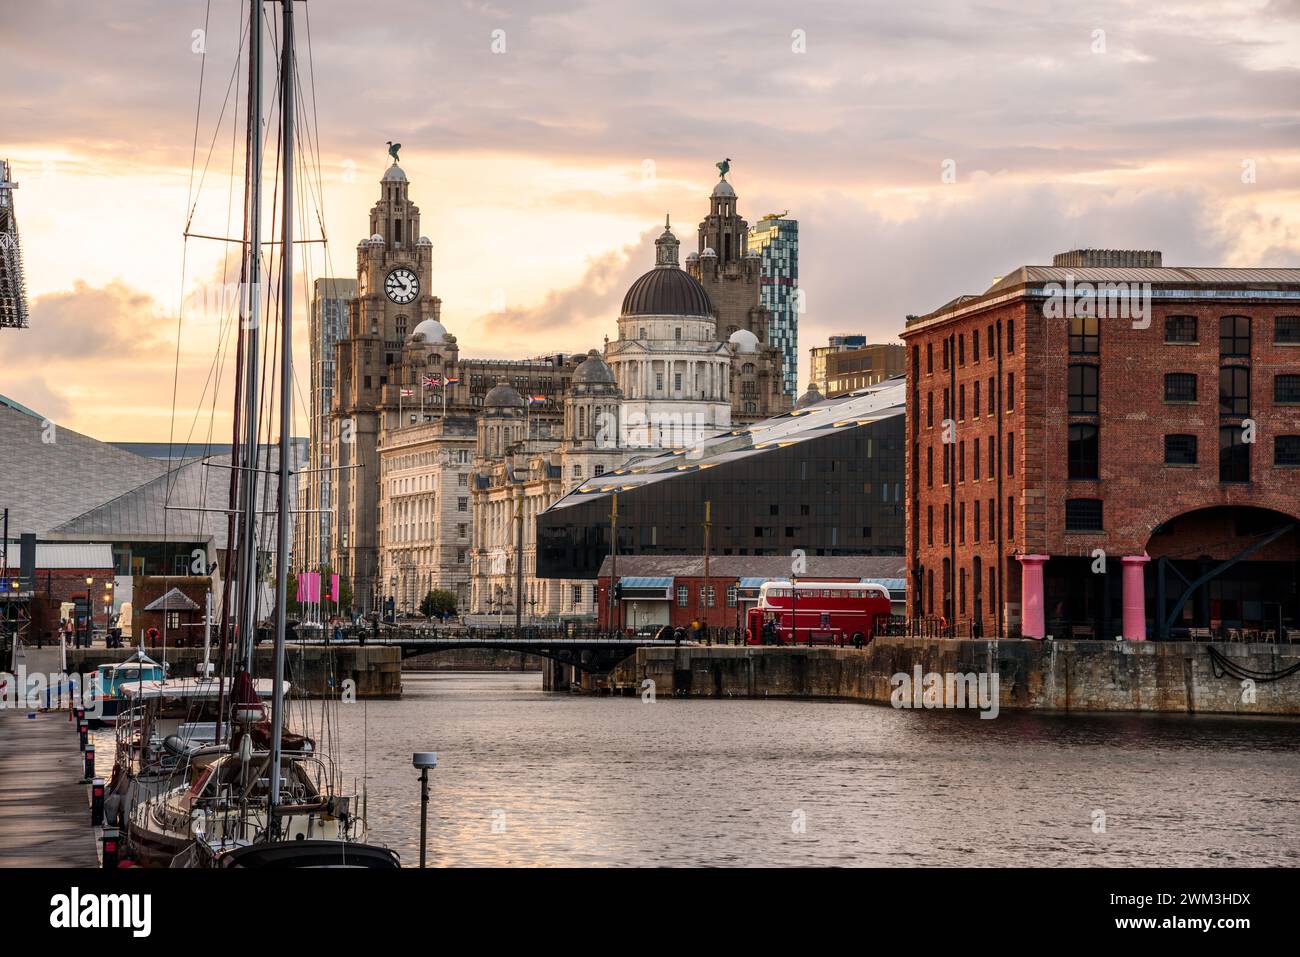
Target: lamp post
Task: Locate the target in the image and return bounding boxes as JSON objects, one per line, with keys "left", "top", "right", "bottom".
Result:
{"left": 412, "top": 751, "right": 438, "bottom": 868}
{"left": 85, "top": 576, "right": 94, "bottom": 647}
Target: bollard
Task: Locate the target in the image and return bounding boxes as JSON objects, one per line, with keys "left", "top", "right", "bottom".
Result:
{"left": 101, "top": 828, "right": 119, "bottom": 868}
{"left": 78, "top": 721, "right": 88, "bottom": 752}
{"left": 83, "top": 745, "right": 95, "bottom": 781}
{"left": 91, "top": 777, "right": 105, "bottom": 826}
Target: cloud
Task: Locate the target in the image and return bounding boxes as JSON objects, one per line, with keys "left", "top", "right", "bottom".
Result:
{"left": 1, "top": 280, "right": 167, "bottom": 361}
{"left": 462, "top": 228, "right": 655, "bottom": 354}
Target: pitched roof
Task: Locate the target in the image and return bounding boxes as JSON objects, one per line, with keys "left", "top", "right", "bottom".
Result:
{"left": 0, "top": 398, "right": 167, "bottom": 534}
{"left": 48, "top": 446, "right": 304, "bottom": 551}
{"left": 143, "top": 586, "right": 201, "bottom": 612}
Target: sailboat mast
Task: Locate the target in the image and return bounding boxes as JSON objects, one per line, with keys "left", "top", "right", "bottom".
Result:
{"left": 267, "top": 0, "right": 295, "bottom": 834}
{"left": 238, "top": 0, "right": 265, "bottom": 671}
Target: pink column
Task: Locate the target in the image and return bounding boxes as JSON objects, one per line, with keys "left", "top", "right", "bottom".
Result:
{"left": 1121, "top": 554, "right": 1151, "bottom": 641}
{"left": 1016, "top": 554, "right": 1049, "bottom": 639}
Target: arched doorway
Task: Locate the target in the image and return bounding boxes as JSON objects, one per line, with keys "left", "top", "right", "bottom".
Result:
{"left": 1146, "top": 505, "right": 1299, "bottom": 640}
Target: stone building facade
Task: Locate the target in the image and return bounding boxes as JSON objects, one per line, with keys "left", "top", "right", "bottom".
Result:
{"left": 326, "top": 161, "right": 795, "bottom": 614}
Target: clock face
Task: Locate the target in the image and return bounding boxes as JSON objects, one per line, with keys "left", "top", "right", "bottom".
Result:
{"left": 385, "top": 267, "right": 419, "bottom": 304}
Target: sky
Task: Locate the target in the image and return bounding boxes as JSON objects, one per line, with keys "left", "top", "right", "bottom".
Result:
{"left": 1, "top": 0, "right": 1298, "bottom": 441}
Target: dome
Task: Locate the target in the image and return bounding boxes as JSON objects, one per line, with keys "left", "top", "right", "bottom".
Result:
{"left": 572, "top": 349, "right": 616, "bottom": 385}
{"left": 685, "top": 251, "right": 700, "bottom": 262}
{"left": 621, "top": 266, "right": 713, "bottom": 318}
{"left": 484, "top": 381, "right": 526, "bottom": 409}
{"left": 417, "top": 235, "right": 432, "bottom": 246}
{"left": 382, "top": 163, "right": 407, "bottom": 182}
{"left": 701, "top": 247, "right": 717, "bottom": 258}
{"left": 728, "top": 329, "right": 759, "bottom": 354}
{"left": 369, "top": 233, "right": 385, "bottom": 244}
{"left": 794, "top": 382, "right": 824, "bottom": 409}
{"left": 410, "top": 318, "right": 447, "bottom": 343}
{"left": 712, "top": 179, "right": 735, "bottom": 198}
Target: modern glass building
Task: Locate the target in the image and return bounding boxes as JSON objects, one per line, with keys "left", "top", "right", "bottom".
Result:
{"left": 306, "top": 277, "right": 357, "bottom": 571}
{"left": 748, "top": 214, "right": 799, "bottom": 402}
{"left": 536, "top": 378, "right": 905, "bottom": 580}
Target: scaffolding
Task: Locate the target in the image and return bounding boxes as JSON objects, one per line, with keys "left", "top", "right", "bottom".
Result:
{"left": 0, "top": 159, "right": 30, "bottom": 329}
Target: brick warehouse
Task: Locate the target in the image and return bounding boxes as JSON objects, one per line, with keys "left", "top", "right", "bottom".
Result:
{"left": 900, "top": 249, "right": 1300, "bottom": 640}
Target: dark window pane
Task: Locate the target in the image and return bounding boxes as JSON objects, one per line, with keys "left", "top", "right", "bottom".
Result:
{"left": 1275, "top": 374, "right": 1300, "bottom": 404}
{"left": 1164, "top": 434, "right": 1197, "bottom": 465}
{"left": 1219, "top": 425, "right": 1250, "bottom": 482}
{"left": 1165, "top": 315, "right": 1197, "bottom": 343}
{"left": 1065, "top": 498, "right": 1103, "bottom": 531}
{"left": 1068, "top": 424, "right": 1099, "bottom": 479}
{"left": 1276, "top": 435, "right": 1300, "bottom": 466}
{"left": 1219, "top": 367, "right": 1250, "bottom": 416}
{"left": 1069, "top": 364, "right": 1099, "bottom": 413}
{"left": 1274, "top": 316, "right": 1300, "bottom": 344}
{"left": 1219, "top": 315, "right": 1251, "bottom": 357}
{"left": 1164, "top": 372, "right": 1197, "bottom": 403}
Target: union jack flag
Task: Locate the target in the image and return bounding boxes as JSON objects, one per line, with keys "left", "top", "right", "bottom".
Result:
{"left": 423, "top": 373, "right": 441, "bottom": 388}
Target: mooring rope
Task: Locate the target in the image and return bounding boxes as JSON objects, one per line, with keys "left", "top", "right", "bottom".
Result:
{"left": 1207, "top": 644, "right": 1300, "bottom": 683}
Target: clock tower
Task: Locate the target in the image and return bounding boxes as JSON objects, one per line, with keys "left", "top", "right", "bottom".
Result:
{"left": 330, "top": 160, "right": 443, "bottom": 611}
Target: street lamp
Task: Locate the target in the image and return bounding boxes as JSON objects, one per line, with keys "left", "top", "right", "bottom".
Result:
{"left": 85, "top": 576, "right": 94, "bottom": 647}
{"left": 412, "top": 751, "right": 438, "bottom": 868}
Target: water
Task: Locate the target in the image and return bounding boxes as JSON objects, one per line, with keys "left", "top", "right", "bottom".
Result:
{"left": 321, "top": 672, "right": 1300, "bottom": 867}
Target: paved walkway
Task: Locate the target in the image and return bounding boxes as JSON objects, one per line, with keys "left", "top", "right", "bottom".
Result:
{"left": 0, "top": 709, "right": 98, "bottom": 867}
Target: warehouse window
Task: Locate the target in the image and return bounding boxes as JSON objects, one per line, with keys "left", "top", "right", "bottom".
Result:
{"left": 1275, "top": 374, "right": 1300, "bottom": 405}
{"left": 1069, "top": 314, "right": 1099, "bottom": 355}
{"left": 1164, "top": 434, "right": 1197, "bottom": 465}
{"left": 1068, "top": 424, "right": 1099, "bottom": 479}
{"left": 1065, "top": 498, "right": 1103, "bottom": 531}
{"left": 1219, "top": 426, "right": 1250, "bottom": 483}
{"left": 677, "top": 585, "right": 689, "bottom": 607}
{"left": 1069, "top": 364, "right": 1099, "bottom": 413}
{"left": 1220, "top": 315, "right": 1251, "bottom": 357}
{"left": 1165, "top": 315, "right": 1198, "bottom": 343}
{"left": 1219, "top": 367, "right": 1250, "bottom": 416}
{"left": 1276, "top": 436, "right": 1300, "bottom": 467}
{"left": 1275, "top": 316, "right": 1300, "bottom": 344}
{"left": 1164, "top": 373, "right": 1197, "bottom": 403}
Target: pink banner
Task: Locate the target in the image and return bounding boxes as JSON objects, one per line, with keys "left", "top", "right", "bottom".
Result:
{"left": 296, "top": 572, "right": 321, "bottom": 604}
{"left": 329, "top": 573, "right": 340, "bottom": 603}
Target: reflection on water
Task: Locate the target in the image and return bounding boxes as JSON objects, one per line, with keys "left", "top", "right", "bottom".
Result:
{"left": 112, "top": 672, "right": 1298, "bottom": 867}
{"left": 329, "top": 673, "right": 1300, "bottom": 867}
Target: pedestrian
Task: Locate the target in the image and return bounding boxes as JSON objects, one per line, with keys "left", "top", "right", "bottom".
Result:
{"left": 332, "top": 622, "right": 342, "bottom": 644}
{"left": 673, "top": 626, "right": 685, "bottom": 646}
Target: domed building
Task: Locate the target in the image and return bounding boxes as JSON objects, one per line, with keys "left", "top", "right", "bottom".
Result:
{"left": 606, "top": 217, "right": 732, "bottom": 447}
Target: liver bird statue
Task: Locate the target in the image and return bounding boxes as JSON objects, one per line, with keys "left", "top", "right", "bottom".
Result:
{"left": 387, "top": 140, "right": 401, "bottom": 163}
{"left": 716, "top": 157, "right": 731, "bottom": 180}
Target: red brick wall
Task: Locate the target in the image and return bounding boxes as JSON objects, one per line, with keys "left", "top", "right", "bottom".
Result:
{"left": 903, "top": 292, "right": 1300, "bottom": 637}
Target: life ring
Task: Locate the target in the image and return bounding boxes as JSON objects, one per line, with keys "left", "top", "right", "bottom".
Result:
{"left": 145, "top": 626, "right": 160, "bottom": 644}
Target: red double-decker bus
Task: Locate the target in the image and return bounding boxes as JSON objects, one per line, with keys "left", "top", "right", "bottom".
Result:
{"left": 745, "top": 581, "right": 893, "bottom": 646}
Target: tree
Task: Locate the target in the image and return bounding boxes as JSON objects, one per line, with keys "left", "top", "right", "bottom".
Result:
{"left": 420, "top": 588, "right": 457, "bottom": 619}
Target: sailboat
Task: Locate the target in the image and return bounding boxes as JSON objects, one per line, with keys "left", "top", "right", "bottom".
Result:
{"left": 124, "top": 0, "right": 398, "bottom": 869}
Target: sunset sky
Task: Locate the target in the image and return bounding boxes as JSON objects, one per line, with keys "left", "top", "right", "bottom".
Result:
{"left": 2, "top": 0, "right": 1298, "bottom": 441}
